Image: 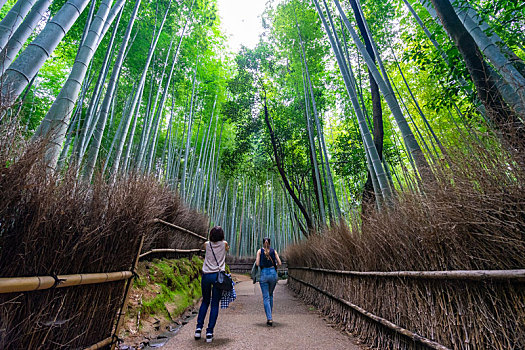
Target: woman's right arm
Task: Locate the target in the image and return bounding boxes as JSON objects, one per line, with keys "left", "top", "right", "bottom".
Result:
{"left": 255, "top": 249, "right": 261, "bottom": 267}
{"left": 275, "top": 251, "right": 282, "bottom": 266}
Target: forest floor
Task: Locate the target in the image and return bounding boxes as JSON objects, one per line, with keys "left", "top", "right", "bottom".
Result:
{"left": 161, "top": 273, "right": 363, "bottom": 350}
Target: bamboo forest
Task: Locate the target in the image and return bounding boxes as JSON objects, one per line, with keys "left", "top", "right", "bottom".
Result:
{"left": 0, "top": 0, "right": 524, "bottom": 348}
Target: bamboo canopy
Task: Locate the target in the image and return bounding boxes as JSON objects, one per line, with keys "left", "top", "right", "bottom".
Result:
{"left": 0, "top": 271, "right": 132, "bottom": 294}
{"left": 289, "top": 275, "right": 451, "bottom": 350}
{"left": 288, "top": 267, "right": 525, "bottom": 281}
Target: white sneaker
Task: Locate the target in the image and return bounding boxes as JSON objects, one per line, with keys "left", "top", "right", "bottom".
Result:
{"left": 194, "top": 328, "right": 201, "bottom": 340}
{"left": 206, "top": 333, "right": 213, "bottom": 343}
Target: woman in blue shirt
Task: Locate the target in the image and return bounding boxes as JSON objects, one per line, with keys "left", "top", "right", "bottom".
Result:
{"left": 255, "top": 237, "right": 282, "bottom": 326}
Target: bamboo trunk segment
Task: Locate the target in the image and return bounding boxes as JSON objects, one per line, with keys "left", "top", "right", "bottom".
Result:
{"left": 289, "top": 267, "right": 525, "bottom": 281}
{"left": 289, "top": 275, "right": 451, "bottom": 350}
{"left": 0, "top": 271, "right": 132, "bottom": 294}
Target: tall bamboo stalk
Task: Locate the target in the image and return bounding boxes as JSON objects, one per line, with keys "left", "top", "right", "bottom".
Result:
{"left": 33, "top": 0, "right": 127, "bottom": 169}
{"left": 180, "top": 58, "right": 199, "bottom": 197}
{"left": 313, "top": 0, "right": 392, "bottom": 203}
{"left": 1, "top": 0, "right": 91, "bottom": 103}
{"left": 83, "top": 0, "right": 141, "bottom": 181}
{"left": 333, "top": 0, "right": 433, "bottom": 183}
{"left": 109, "top": 0, "right": 173, "bottom": 177}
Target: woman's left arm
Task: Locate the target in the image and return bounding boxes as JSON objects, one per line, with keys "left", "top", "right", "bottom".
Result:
{"left": 275, "top": 251, "right": 282, "bottom": 266}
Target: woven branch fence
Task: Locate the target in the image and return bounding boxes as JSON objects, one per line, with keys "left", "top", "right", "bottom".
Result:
{"left": 0, "top": 238, "right": 143, "bottom": 349}
{"left": 0, "top": 214, "right": 206, "bottom": 350}
{"left": 0, "top": 137, "right": 212, "bottom": 349}
{"left": 288, "top": 267, "right": 525, "bottom": 349}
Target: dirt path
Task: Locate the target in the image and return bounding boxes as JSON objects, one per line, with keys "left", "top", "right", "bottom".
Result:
{"left": 162, "top": 276, "right": 362, "bottom": 350}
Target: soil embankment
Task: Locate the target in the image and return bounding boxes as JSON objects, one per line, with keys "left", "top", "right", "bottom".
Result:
{"left": 120, "top": 257, "right": 203, "bottom": 347}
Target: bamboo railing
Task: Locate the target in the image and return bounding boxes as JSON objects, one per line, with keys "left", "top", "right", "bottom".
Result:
{"left": 84, "top": 336, "right": 113, "bottom": 350}
{"left": 288, "top": 266, "right": 525, "bottom": 281}
{"left": 0, "top": 220, "right": 205, "bottom": 294}
{"left": 0, "top": 267, "right": 136, "bottom": 350}
{"left": 139, "top": 219, "right": 207, "bottom": 259}
{"left": 288, "top": 267, "right": 525, "bottom": 349}
{"left": 139, "top": 248, "right": 204, "bottom": 259}
{"left": 1, "top": 220, "right": 204, "bottom": 349}
{"left": 289, "top": 275, "right": 451, "bottom": 350}
{"left": 153, "top": 218, "right": 207, "bottom": 241}
{"left": 0, "top": 271, "right": 133, "bottom": 294}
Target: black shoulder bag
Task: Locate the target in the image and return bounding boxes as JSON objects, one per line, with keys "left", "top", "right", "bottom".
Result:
{"left": 209, "top": 242, "right": 233, "bottom": 291}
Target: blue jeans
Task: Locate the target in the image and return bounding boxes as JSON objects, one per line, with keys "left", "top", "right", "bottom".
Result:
{"left": 259, "top": 267, "right": 278, "bottom": 321}
{"left": 196, "top": 272, "right": 221, "bottom": 334}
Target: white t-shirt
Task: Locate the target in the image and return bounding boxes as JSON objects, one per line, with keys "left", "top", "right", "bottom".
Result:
{"left": 202, "top": 241, "right": 226, "bottom": 273}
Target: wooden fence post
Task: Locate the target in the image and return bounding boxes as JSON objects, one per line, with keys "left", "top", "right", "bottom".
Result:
{"left": 111, "top": 234, "right": 144, "bottom": 350}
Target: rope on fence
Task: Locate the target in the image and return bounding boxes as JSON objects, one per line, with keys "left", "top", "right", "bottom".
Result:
{"left": 288, "top": 274, "right": 451, "bottom": 350}
{"left": 288, "top": 267, "right": 525, "bottom": 281}
{"left": 153, "top": 218, "right": 207, "bottom": 241}
{"left": 0, "top": 271, "right": 133, "bottom": 294}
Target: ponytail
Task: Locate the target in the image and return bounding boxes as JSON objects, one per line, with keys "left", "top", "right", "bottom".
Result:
{"left": 262, "top": 237, "right": 271, "bottom": 259}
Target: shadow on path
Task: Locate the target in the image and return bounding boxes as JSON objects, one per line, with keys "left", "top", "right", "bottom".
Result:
{"left": 162, "top": 278, "right": 362, "bottom": 350}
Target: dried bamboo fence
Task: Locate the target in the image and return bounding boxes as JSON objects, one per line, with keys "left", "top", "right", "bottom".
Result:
{"left": 0, "top": 219, "right": 205, "bottom": 349}
{"left": 0, "top": 238, "right": 144, "bottom": 349}
{"left": 288, "top": 267, "right": 525, "bottom": 349}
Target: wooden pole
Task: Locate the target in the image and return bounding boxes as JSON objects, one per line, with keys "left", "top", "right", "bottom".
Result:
{"left": 84, "top": 336, "right": 113, "bottom": 350}
{"left": 153, "top": 218, "right": 207, "bottom": 241}
{"left": 111, "top": 235, "right": 145, "bottom": 350}
{"left": 0, "top": 271, "right": 132, "bottom": 294}
{"left": 288, "top": 267, "right": 525, "bottom": 281}
{"left": 139, "top": 248, "right": 204, "bottom": 259}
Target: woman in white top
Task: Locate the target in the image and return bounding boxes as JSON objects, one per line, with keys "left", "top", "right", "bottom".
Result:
{"left": 195, "top": 226, "right": 229, "bottom": 343}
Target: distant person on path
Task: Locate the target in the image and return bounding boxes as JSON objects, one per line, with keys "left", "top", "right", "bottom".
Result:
{"left": 255, "top": 237, "right": 282, "bottom": 326}
{"left": 195, "top": 226, "right": 229, "bottom": 343}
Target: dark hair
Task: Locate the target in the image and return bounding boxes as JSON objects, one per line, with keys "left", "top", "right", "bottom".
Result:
{"left": 262, "top": 237, "right": 272, "bottom": 259}
{"left": 209, "top": 226, "right": 224, "bottom": 242}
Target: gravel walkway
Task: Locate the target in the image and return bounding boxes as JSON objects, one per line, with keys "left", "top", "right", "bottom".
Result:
{"left": 163, "top": 278, "right": 362, "bottom": 350}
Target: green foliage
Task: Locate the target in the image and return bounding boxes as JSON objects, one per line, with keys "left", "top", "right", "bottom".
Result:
{"left": 136, "top": 256, "right": 203, "bottom": 319}
{"left": 5, "top": 0, "right": 524, "bottom": 216}
{"left": 221, "top": 0, "right": 332, "bottom": 191}
{"left": 465, "top": 0, "right": 525, "bottom": 59}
